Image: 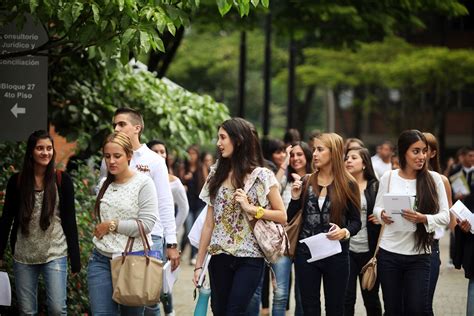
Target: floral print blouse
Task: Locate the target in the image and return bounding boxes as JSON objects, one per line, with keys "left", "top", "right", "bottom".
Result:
{"left": 199, "top": 166, "right": 278, "bottom": 257}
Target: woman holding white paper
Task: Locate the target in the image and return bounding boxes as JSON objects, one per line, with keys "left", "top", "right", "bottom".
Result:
{"left": 287, "top": 133, "right": 361, "bottom": 316}
{"left": 344, "top": 146, "right": 382, "bottom": 316}
{"left": 373, "top": 130, "right": 450, "bottom": 316}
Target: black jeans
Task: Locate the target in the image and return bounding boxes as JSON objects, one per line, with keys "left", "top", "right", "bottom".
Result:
{"left": 208, "top": 254, "right": 265, "bottom": 316}
{"left": 427, "top": 240, "right": 440, "bottom": 316}
{"left": 378, "top": 248, "right": 431, "bottom": 316}
{"left": 294, "top": 250, "right": 349, "bottom": 316}
{"left": 344, "top": 251, "right": 382, "bottom": 316}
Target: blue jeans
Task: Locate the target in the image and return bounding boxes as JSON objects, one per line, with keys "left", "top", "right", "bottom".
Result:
{"left": 295, "top": 250, "right": 349, "bottom": 316}
{"left": 144, "top": 235, "right": 164, "bottom": 316}
{"left": 14, "top": 256, "right": 67, "bottom": 316}
{"left": 427, "top": 240, "right": 441, "bottom": 316}
{"left": 209, "top": 254, "right": 265, "bottom": 316}
{"left": 247, "top": 256, "right": 292, "bottom": 316}
{"left": 378, "top": 248, "right": 430, "bottom": 316}
{"left": 87, "top": 249, "right": 145, "bottom": 315}
{"left": 344, "top": 251, "right": 382, "bottom": 316}
{"left": 468, "top": 279, "right": 474, "bottom": 315}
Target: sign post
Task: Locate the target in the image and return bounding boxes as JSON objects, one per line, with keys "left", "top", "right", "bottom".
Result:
{"left": 0, "top": 14, "right": 48, "bottom": 141}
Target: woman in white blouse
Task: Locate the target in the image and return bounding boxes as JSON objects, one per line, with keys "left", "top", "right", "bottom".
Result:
{"left": 87, "top": 132, "right": 158, "bottom": 315}
{"left": 374, "top": 130, "right": 450, "bottom": 315}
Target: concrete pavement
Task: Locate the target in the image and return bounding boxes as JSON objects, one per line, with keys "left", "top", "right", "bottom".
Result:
{"left": 170, "top": 233, "right": 468, "bottom": 315}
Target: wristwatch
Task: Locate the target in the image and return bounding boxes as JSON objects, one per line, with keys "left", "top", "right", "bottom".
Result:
{"left": 108, "top": 220, "right": 117, "bottom": 232}
{"left": 166, "top": 243, "right": 178, "bottom": 249}
{"left": 254, "top": 206, "right": 265, "bottom": 219}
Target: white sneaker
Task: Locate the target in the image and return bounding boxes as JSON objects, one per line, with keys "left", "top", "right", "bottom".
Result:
{"left": 166, "top": 312, "right": 175, "bottom": 316}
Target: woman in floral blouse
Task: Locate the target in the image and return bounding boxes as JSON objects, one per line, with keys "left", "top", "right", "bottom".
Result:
{"left": 193, "top": 118, "right": 286, "bottom": 316}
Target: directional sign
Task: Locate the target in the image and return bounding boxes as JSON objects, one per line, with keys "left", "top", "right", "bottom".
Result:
{"left": 0, "top": 14, "right": 48, "bottom": 141}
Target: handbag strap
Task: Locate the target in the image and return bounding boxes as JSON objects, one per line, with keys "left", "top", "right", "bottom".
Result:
{"left": 372, "top": 170, "right": 393, "bottom": 258}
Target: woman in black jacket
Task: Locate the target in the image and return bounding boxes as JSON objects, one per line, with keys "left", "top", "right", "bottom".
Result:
{"left": 344, "top": 146, "right": 382, "bottom": 316}
{"left": 288, "top": 133, "right": 361, "bottom": 316}
{"left": 0, "top": 130, "right": 80, "bottom": 315}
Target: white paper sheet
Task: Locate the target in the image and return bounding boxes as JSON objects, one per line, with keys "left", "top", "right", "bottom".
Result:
{"left": 383, "top": 194, "right": 417, "bottom": 232}
{"left": 188, "top": 205, "right": 208, "bottom": 249}
{"left": 299, "top": 233, "right": 342, "bottom": 263}
{"left": 450, "top": 200, "right": 474, "bottom": 234}
{"left": 163, "top": 261, "right": 180, "bottom": 294}
{"left": 0, "top": 271, "right": 11, "bottom": 306}
{"left": 197, "top": 253, "right": 211, "bottom": 288}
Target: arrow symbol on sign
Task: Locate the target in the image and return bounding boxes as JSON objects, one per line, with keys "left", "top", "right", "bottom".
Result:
{"left": 11, "top": 103, "right": 26, "bottom": 118}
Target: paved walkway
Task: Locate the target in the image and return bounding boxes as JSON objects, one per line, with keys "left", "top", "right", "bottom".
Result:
{"left": 171, "top": 233, "right": 467, "bottom": 315}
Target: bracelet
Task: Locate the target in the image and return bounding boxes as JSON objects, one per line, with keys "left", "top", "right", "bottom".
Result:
{"left": 254, "top": 206, "right": 265, "bottom": 219}
{"left": 194, "top": 267, "right": 203, "bottom": 272}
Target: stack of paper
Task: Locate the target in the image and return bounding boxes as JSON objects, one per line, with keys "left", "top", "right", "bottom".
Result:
{"left": 383, "top": 194, "right": 417, "bottom": 232}
{"left": 299, "top": 233, "right": 341, "bottom": 262}
{"left": 163, "top": 262, "right": 180, "bottom": 294}
{"left": 450, "top": 200, "right": 474, "bottom": 234}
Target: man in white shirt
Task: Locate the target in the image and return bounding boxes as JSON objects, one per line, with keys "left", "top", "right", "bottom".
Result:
{"left": 371, "top": 141, "right": 394, "bottom": 179}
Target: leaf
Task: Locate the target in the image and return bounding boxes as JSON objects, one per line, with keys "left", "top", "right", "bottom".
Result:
{"left": 251, "top": 0, "right": 259, "bottom": 7}
{"left": 71, "top": 2, "right": 84, "bottom": 22}
{"left": 261, "top": 0, "right": 269, "bottom": 8}
{"left": 29, "top": 0, "right": 39, "bottom": 13}
{"left": 122, "top": 28, "right": 136, "bottom": 45}
{"left": 167, "top": 22, "right": 176, "bottom": 36}
{"left": 139, "top": 31, "right": 151, "bottom": 53}
{"left": 91, "top": 4, "right": 100, "bottom": 24}
{"left": 117, "top": 0, "right": 125, "bottom": 11}
{"left": 217, "top": 0, "right": 233, "bottom": 16}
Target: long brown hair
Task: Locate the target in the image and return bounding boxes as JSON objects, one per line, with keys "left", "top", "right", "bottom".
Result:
{"left": 94, "top": 132, "right": 134, "bottom": 220}
{"left": 207, "top": 118, "right": 261, "bottom": 201}
{"left": 19, "top": 130, "right": 57, "bottom": 235}
{"left": 423, "top": 132, "right": 441, "bottom": 173}
{"left": 399, "top": 130, "right": 439, "bottom": 252}
{"left": 312, "top": 133, "right": 360, "bottom": 226}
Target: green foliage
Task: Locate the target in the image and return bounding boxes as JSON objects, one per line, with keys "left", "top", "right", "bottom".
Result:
{"left": 50, "top": 57, "right": 230, "bottom": 157}
{"left": 0, "top": 0, "right": 269, "bottom": 61}
{"left": 67, "top": 162, "right": 99, "bottom": 314}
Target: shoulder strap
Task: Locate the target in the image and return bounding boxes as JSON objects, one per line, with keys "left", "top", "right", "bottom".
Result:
{"left": 56, "top": 170, "right": 62, "bottom": 189}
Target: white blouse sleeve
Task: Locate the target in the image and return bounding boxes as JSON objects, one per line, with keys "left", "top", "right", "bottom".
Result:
{"left": 171, "top": 179, "right": 189, "bottom": 229}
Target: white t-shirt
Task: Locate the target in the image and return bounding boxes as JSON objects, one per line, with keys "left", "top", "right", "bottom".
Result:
{"left": 371, "top": 155, "right": 392, "bottom": 180}
{"left": 373, "top": 170, "right": 449, "bottom": 255}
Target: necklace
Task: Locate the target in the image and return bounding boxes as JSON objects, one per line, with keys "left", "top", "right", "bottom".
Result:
{"left": 318, "top": 180, "right": 333, "bottom": 187}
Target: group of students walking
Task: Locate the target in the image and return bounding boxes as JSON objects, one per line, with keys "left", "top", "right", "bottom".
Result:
{"left": 0, "top": 108, "right": 472, "bottom": 316}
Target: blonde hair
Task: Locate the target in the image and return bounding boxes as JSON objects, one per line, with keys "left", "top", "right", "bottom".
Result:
{"left": 312, "top": 133, "right": 360, "bottom": 225}
{"left": 94, "top": 132, "right": 133, "bottom": 220}
{"left": 423, "top": 132, "right": 441, "bottom": 173}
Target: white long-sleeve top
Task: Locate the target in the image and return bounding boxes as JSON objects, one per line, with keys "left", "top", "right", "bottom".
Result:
{"left": 373, "top": 169, "right": 449, "bottom": 255}
{"left": 170, "top": 178, "right": 189, "bottom": 229}
{"left": 100, "top": 144, "right": 177, "bottom": 243}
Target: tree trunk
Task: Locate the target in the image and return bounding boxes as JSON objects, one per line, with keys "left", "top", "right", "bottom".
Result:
{"left": 262, "top": 13, "right": 272, "bottom": 137}
{"left": 147, "top": 27, "right": 185, "bottom": 78}
{"left": 287, "top": 34, "right": 296, "bottom": 130}
{"left": 237, "top": 31, "right": 247, "bottom": 118}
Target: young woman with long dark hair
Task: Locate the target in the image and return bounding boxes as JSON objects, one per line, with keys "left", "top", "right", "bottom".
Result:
{"left": 287, "top": 133, "right": 361, "bottom": 315}
{"left": 87, "top": 132, "right": 158, "bottom": 315}
{"left": 344, "top": 146, "right": 382, "bottom": 316}
{"left": 0, "top": 130, "right": 80, "bottom": 315}
{"left": 374, "top": 130, "right": 450, "bottom": 315}
{"left": 192, "top": 118, "right": 286, "bottom": 315}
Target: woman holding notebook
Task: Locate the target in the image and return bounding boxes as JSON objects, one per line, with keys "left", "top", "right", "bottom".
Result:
{"left": 287, "top": 133, "right": 361, "bottom": 315}
{"left": 373, "top": 130, "right": 450, "bottom": 315}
